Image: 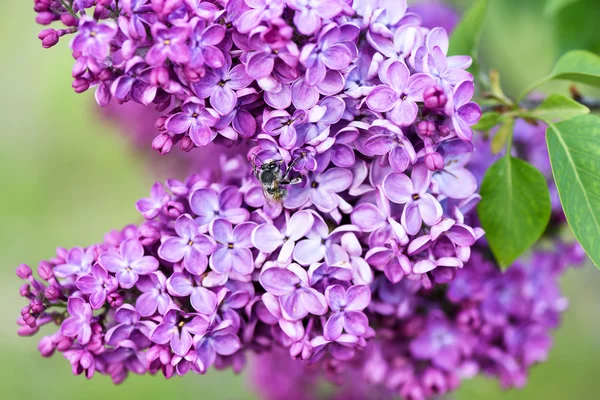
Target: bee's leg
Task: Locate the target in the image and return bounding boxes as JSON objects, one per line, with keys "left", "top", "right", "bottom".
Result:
{"left": 282, "top": 158, "right": 300, "bottom": 183}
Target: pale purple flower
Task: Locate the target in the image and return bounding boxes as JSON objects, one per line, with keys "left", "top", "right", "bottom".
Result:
{"left": 245, "top": 25, "right": 299, "bottom": 79}
{"left": 167, "top": 272, "right": 218, "bottom": 315}
{"left": 136, "top": 182, "right": 170, "bottom": 220}
{"left": 135, "top": 272, "right": 172, "bottom": 317}
{"left": 310, "top": 333, "right": 359, "bottom": 362}
{"left": 146, "top": 23, "right": 190, "bottom": 66}
{"left": 370, "top": 24, "right": 421, "bottom": 75}
{"left": 251, "top": 210, "right": 314, "bottom": 263}
{"left": 263, "top": 109, "right": 308, "bottom": 150}
{"left": 189, "top": 19, "right": 226, "bottom": 70}
{"left": 324, "top": 285, "right": 371, "bottom": 340}
{"left": 433, "top": 142, "right": 478, "bottom": 199}
{"left": 166, "top": 101, "right": 220, "bottom": 147}
{"left": 99, "top": 239, "right": 159, "bottom": 289}
{"left": 299, "top": 24, "right": 355, "bottom": 87}
{"left": 192, "top": 56, "right": 253, "bottom": 115}
{"left": 53, "top": 247, "right": 96, "bottom": 278}
{"left": 70, "top": 17, "right": 117, "bottom": 60}
{"left": 151, "top": 309, "right": 209, "bottom": 356}
{"left": 383, "top": 164, "right": 443, "bottom": 234}
{"left": 445, "top": 80, "right": 482, "bottom": 141}
{"left": 195, "top": 320, "right": 242, "bottom": 372}
{"left": 60, "top": 297, "right": 93, "bottom": 345}
{"left": 76, "top": 265, "right": 118, "bottom": 310}
{"left": 365, "top": 61, "right": 434, "bottom": 126}
{"left": 216, "top": 89, "right": 261, "bottom": 139}
{"left": 425, "top": 46, "right": 472, "bottom": 89}
{"left": 293, "top": 214, "right": 358, "bottom": 265}
{"left": 364, "top": 120, "right": 417, "bottom": 172}
{"left": 308, "top": 262, "right": 354, "bottom": 290}
{"left": 288, "top": 0, "right": 344, "bottom": 36}
{"left": 158, "top": 214, "right": 217, "bottom": 276}
{"left": 236, "top": 0, "right": 286, "bottom": 34}
{"left": 189, "top": 187, "right": 250, "bottom": 226}
{"left": 259, "top": 264, "right": 328, "bottom": 320}
{"left": 284, "top": 168, "right": 352, "bottom": 212}
{"left": 209, "top": 219, "right": 257, "bottom": 275}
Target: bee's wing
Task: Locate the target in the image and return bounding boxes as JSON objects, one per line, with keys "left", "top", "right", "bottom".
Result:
{"left": 262, "top": 187, "right": 281, "bottom": 208}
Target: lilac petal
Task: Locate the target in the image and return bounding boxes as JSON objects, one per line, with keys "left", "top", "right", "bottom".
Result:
{"left": 265, "top": 84, "right": 292, "bottom": 109}
{"left": 247, "top": 52, "right": 275, "bottom": 79}
{"left": 311, "top": 189, "right": 338, "bottom": 212}
{"left": 183, "top": 248, "right": 209, "bottom": 276}
{"left": 386, "top": 61, "right": 409, "bottom": 93}
{"left": 168, "top": 273, "right": 193, "bottom": 296}
{"left": 330, "top": 341, "right": 356, "bottom": 361}
{"left": 331, "top": 144, "right": 355, "bottom": 167}
{"left": 322, "top": 45, "right": 352, "bottom": 70}
{"left": 171, "top": 330, "right": 193, "bottom": 356}
{"left": 383, "top": 173, "right": 413, "bottom": 204}
{"left": 410, "top": 333, "right": 436, "bottom": 359}
{"left": 151, "top": 322, "right": 175, "bottom": 344}
{"left": 175, "top": 214, "right": 198, "bottom": 240}
{"left": 384, "top": 258, "right": 405, "bottom": 283}
{"left": 167, "top": 114, "right": 193, "bottom": 134}
{"left": 389, "top": 147, "right": 412, "bottom": 172}
{"left": 458, "top": 102, "right": 482, "bottom": 125}
{"left": 212, "top": 334, "right": 241, "bottom": 356}
{"left": 99, "top": 251, "right": 126, "bottom": 273}
{"left": 293, "top": 239, "right": 325, "bottom": 265}
{"left": 287, "top": 210, "right": 314, "bottom": 240}
{"left": 252, "top": 224, "right": 284, "bottom": 253}
{"left": 433, "top": 168, "right": 477, "bottom": 199}
{"left": 190, "top": 287, "right": 218, "bottom": 315}
{"left": 233, "top": 222, "right": 256, "bottom": 247}
{"left": 365, "top": 85, "right": 397, "bottom": 112}
{"left": 413, "top": 259, "right": 437, "bottom": 274}
{"left": 344, "top": 311, "right": 368, "bottom": 336}
{"left": 61, "top": 317, "right": 83, "bottom": 337}
{"left": 345, "top": 285, "right": 371, "bottom": 311}
{"left": 319, "top": 168, "right": 353, "bottom": 192}
{"left": 388, "top": 100, "right": 418, "bottom": 126}
{"left": 446, "top": 225, "right": 476, "bottom": 246}
{"left": 316, "top": 70, "right": 345, "bottom": 95}
{"left": 365, "top": 134, "right": 395, "bottom": 155}
{"left": 350, "top": 204, "right": 385, "bottom": 232}
{"left": 292, "top": 79, "right": 319, "bottom": 110}
{"left": 259, "top": 267, "right": 299, "bottom": 296}
{"left": 407, "top": 73, "right": 434, "bottom": 100}
{"left": 210, "top": 219, "right": 233, "bottom": 243}
{"left": 325, "top": 284, "right": 346, "bottom": 310}
{"left": 402, "top": 202, "right": 422, "bottom": 235}
{"left": 277, "top": 240, "right": 295, "bottom": 264}
{"left": 117, "top": 269, "right": 139, "bottom": 289}
{"left": 210, "top": 247, "right": 233, "bottom": 274}
{"left": 280, "top": 292, "right": 306, "bottom": 320}
{"left": 136, "top": 293, "right": 158, "bottom": 317}
{"left": 76, "top": 275, "right": 100, "bottom": 294}
{"left": 211, "top": 86, "right": 237, "bottom": 115}
{"left": 295, "top": 9, "right": 320, "bottom": 36}
{"left": 89, "top": 291, "right": 107, "bottom": 310}
{"left": 306, "top": 59, "right": 327, "bottom": 87}
{"left": 131, "top": 256, "right": 159, "bottom": 275}
{"left": 196, "top": 341, "right": 217, "bottom": 370}
{"left": 158, "top": 237, "right": 188, "bottom": 263}
{"left": 418, "top": 194, "right": 443, "bottom": 226}
{"left": 300, "top": 288, "right": 328, "bottom": 316}
{"left": 412, "top": 163, "right": 431, "bottom": 194}
{"left": 190, "top": 189, "right": 218, "bottom": 225}
{"left": 190, "top": 121, "right": 215, "bottom": 147}
{"left": 230, "top": 248, "right": 254, "bottom": 275}
{"left": 453, "top": 80, "right": 474, "bottom": 107}
{"left": 121, "top": 239, "right": 144, "bottom": 263}
{"left": 324, "top": 312, "right": 344, "bottom": 340}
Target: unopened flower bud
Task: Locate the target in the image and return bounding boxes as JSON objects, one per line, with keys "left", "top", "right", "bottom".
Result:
{"left": 36, "top": 11, "right": 55, "bottom": 25}
{"left": 38, "top": 261, "right": 54, "bottom": 280}
{"left": 107, "top": 292, "right": 123, "bottom": 308}
{"left": 152, "top": 133, "right": 173, "bottom": 155}
{"left": 162, "top": 201, "right": 185, "bottom": 219}
{"left": 424, "top": 152, "right": 445, "bottom": 171}
{"left": 38, "top": 28, "right": 59, "bottom": 48}
{"left": 16, "top": 264, "right": 32, "bottom": 279}
{"left": 72, "top": 78, "right": 90, "bottom": 93}
{"left": 416, "top": 120, "right": 436, "bottom": 137}
{"left": 38, "top": 336, "right": 56, "bottom": 357}
{"left": 45, "top": 285, "right": 62, "bottom": 302}
{"left": 139, "top": 222, "right": 160, "bottom": 246}
{"left": 19, "top": 284, "right": 31, "bottom": 297}
{"left": 424, "top": 85, "right": 447, "bottom": 109}
{"left": 179, "top": 136, "right": 195, "bottom": 152}
{"left": 151, "top": 66, "right": 170, "bottom": 86}
{"left": 60, "top": 13, "right": 78, "bottom": 27}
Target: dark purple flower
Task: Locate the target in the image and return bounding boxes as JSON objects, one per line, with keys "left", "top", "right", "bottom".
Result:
{"left": 135, "top": 272, "right": 172, "bottom": 317}
{"left": 110, "top": 57, "right": 157, "bottom": 105}
{"left": 151, "top": 309, "right": 209, "bottom": 356}
{"left": 310, "top": 333, "right": 359, "bottom": 361}
{"left": 324, "top": 285, "right": 371, "bottom": 340}
{"left": 60, "top": 297, "right": 93, "bottom": 345}
{"left": 364, "top": 120, "right": 417, "bottom": 172}
{"left": 195, "top": 320, "right": 242, "bottom": 372}
{"left": 259, "top": 264, "right": 328, "bottom": 320}
{"left": 167, "top": 272, "right": 218, "bottom": 315}
{"left": 104, "top": 304, "right": 152, "bottom": 347}
{"left": 146, "top": 22, "right": 191, "bottom": 66}
{"left": 76, "top": 265, "right": 118, "bottom": 309}
{"left": 136, "top": 182, "right": 170, "bottom": 220}
{"left": 189, "top": 19, "right": 226, "bottom": 70}
{"left": 209, "top": 219, "right": 256, "bottom": 276}
{"left": 263, "top": 109, "right": 308, "bottom": 150}
{"left": 99, "top": 239, "right": 159, "bottom": 289}
{"left": 166, "top": 101, "right": 220, "bottom": 147}
{"left": 366, "top": 61, "right": 434, "bottom": 126}
{"left": 366, "top": 240, "right": 413, "bottom": 283}
{"left": 285, "top": 168, "right": 352, "bottom": 213}
{"left": 158, "top": 214, "right": 216, "bottom": 276}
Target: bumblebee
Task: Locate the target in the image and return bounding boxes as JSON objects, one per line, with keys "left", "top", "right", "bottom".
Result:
{"left": 252, "top": 156, "right": 302, "bottom": 205}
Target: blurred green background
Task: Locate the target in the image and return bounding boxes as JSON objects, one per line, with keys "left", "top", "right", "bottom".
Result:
{"left": 1, "top": 0, "right": 599, "bottom": 399}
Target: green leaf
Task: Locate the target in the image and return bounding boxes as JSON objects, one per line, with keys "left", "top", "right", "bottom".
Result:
{"left": 448, "top": 0, "right": 488, "bottom": 74}
{"left": 473, "top": 111, "right": 504, "bottom": 132}
{"left": 478, "top": 156, "right": 552, "bottom": 268}
{"left": 520, "top": 93, "right": 589, "bottom": 122}
{"left": 546, "top": 114, "right": 600, "bottom": 268}
{"left": 544, "top": 0, "right": 582, "bottom": 15}
{"left": 518, "top": 50, "right": 600, "bottom": 102}
{"left": 491, "top": 118, "right": 514, "bottom": 154}
{"left": 552, "top": 0, "right": 600, "bottom": 55}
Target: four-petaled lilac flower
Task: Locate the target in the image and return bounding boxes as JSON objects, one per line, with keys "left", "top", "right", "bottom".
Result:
{"left": 70, "top": 17, "right": 117, "bottom": 60}
{"left": 104, "top": 304, "right": 152, "bottom": 347}
{"left": 259, "top": 263, "right": 328, "bottom": 320}
{"left": 195, "top": 320, "right": 242, "bottom": 372}
{"left": 146, "top": 23, "right": 191, "bottom": 66}
{"left": 263, "top": 109, "right": 307, "bottom": 150}
{"left": 136, "top": 272, "right": 172, "bottom": 317}
{"left": 366, "top": 239, "right": 413, "bottom": 283}
{"left": 136, "top": 182, "right": 170, "bottom": 220}
{"left": 192, "top": 56, "right": 253, "bottom": 115}
{"left": 110, "top": 57, "right": 157, "bottom": 105}
{"left": 324, "top": 285, "right": 371, "bottom": 340}
{"left": 300, "top": 24, "right": 355, "bottom": 87}
{"left": 53, "top": 246, "right": 96, "bottom": 278}
{"left": 151, "top": 309, "right": 209, "bottom": 356}
{"left": 236, "top": 0, "right": 286, "bottom": 34}
{"left": 166, "top": 101, "right": 220, "bottom": 147}
{"left": 61, "top": 297, "right": 93, "bottom": 345}
{"left": 158, "top": 214, "right": 217, "bottom": 276}
{"left": 445, "top": 80, "right": 482, "bottom": 141}
{"left": 209, "top": 219, "right": 257, "bottom": 276}
{"left": 366, "top": 61, "right": 434, "bottom": 126}
{"left": 285, "top": 168, "right": 353, "bottom": 212}
{"left": 252, "top": 210, "right": 314, "bottom": 264}
{"left": 167, "top": 272, "right": 218, "bottom": 316}
{"left": 189, "top": 19, "right": 227, "bottom": 70}
{"left": 310, "top": 333, "right": 359, "bottom": 362}
{"left": 190, "top": 186, "right": 250, "bottom": 226}
{"left": 383, "top": 164, "right": 443, "bottom": 235}
{"left": 99, "top": 239, "right": 159, "bottom": 289}
{"left": 76, "top": 265, "right": 118, "bottom": 310}
{"left": 289, "top": 0, "right": 344, "bottom": 36}
{"left": 365, "top": 120, "right": 417, "bottom": 172}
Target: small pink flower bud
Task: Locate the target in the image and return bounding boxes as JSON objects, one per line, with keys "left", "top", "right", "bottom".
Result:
{"left": 60, "top": 13, "right": 78, "bottom": 27}
{"left": 38, "top": 336, "right": 56, "bottom": 357}
{"left": 16, "top": 264, "right": 32, "bottom": 279}
{"left": 36, "top": 11, "right": 55, "bottom": 25}
{"left": 38, "top": 28, "right": 59, "bottom": 48}
{"left": 38, "top": 261, "right": 54, "bottom": 280}
{"left": 72, "top": 78, "right": 90, "bottom": 93}
{"left": 416, "top": 120, "right": 436, "bottom": 137}
{"left": 179, "top": 136, "right": 195, "bottom": 152}
{"left": 152, "top": 133, "right": 173, "bottom": 155}
{"left": 424, "top": 152, "right": 445, "bottom": 171}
